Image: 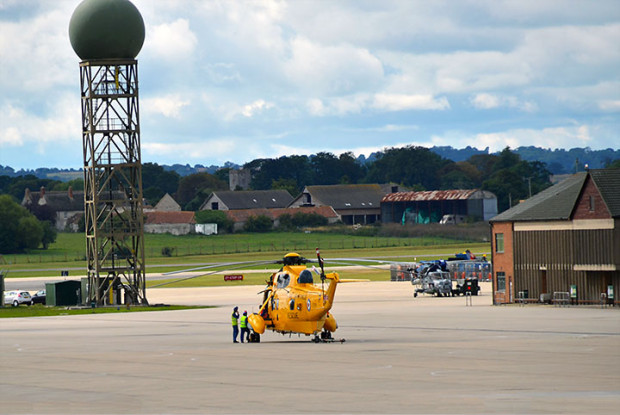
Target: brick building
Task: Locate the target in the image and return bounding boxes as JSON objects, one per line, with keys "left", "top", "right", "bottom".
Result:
{"left": 490, "top": 168, "right": 620, "bottom": 305}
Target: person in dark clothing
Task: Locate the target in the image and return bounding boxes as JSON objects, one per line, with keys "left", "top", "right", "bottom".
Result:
{"left": 231, "top": 306, "right": 239, "bottom": 343}
{"left": 240, "top": 310, "right": 250, "bottom": 343}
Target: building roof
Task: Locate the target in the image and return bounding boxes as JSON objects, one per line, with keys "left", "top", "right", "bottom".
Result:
{"left": 153, "top": 193, "right": 181, "bottom": 211}
{"left": 381, "top": 189, "right": 495, "bottom": 203}
{"left": 590, "top": 168, "right": 620, "bottom": 217}
{"left": 204, "top": 190, "right": 293, "bottom": 210}
{"left": 225, "top": 206, "right": 339, "bottom": 223}
{"left": 490, "top": 168, "right": 620, "bottom": 222}
{"left": 22, "top": 187, "right": 84, "bottom": 211}
{"left": 145, "top": 211, "right": 195, "bottom": 225}
{"left": 301, "top": 184, "right": 385, "bottom": 210}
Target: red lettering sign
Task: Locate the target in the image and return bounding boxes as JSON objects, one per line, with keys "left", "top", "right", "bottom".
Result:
{"left": 224, "top": 274, "right": 244, "bottom": 281}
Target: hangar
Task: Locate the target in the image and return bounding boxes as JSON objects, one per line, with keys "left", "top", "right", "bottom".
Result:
{"left": 490, "top": 168, "right": 620, "bottom": 305}
{"left": 381, "top": 189, "right": 498, "bottom": 224}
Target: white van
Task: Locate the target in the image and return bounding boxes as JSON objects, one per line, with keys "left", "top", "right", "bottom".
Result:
{"left": 439, "top": 214, "right": 465, "bottom": 225}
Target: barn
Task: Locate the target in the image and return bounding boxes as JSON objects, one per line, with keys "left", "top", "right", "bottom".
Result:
{"left": 490, "top": 168, "right": 620, "bottom": 305}
{"left": 381, "top": 189, "right": 498, "bottom": 224}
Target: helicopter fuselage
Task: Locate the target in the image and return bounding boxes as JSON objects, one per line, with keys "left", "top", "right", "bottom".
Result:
{"left": 250, "top": 264, "right": 339, "bottom": 336}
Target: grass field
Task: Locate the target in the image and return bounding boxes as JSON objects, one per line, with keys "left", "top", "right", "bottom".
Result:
{"left": 0, "top": 304, "right": 210, "bottom": 318}
{"left": 2, "top": 231, "right": 490, "bottom": 276}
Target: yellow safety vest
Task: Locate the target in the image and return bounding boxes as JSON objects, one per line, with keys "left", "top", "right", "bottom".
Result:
{"left": 232, "top": 313, "right": 238, "bottom": 326}
{"left": 240, "top": 315, "right": 248, "bottom": 329}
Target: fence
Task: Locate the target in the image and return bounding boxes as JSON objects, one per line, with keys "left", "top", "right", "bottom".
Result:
{"left": 4, "top": 236, "right": 464, "bottom": 265}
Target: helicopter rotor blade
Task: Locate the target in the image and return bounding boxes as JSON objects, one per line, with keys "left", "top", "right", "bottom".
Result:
{"left": 163, "top": 259, "right": 278, "bottom": 276}
{"left": 153, "top": 260, "right": 278, "bottom": 288}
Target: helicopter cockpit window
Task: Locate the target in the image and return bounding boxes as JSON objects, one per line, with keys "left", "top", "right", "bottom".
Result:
{"left": 276, "top": 273, "right": 290, "bottom": 289}
{"left": 298, "top": 269, "right": 313, "bottom": 284}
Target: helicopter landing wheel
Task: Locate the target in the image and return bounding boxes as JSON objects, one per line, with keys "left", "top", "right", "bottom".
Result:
{"left": 320, "top": 330, "right": 333, "bottom": 340}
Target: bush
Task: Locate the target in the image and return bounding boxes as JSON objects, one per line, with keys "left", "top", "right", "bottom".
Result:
{"left": 292, "top": 212, "right": 328, "bottom": 227}
{"left": 244, "top": 215, "right": 273, "bottom": 233}
{"left": 276, "top": 213, "right": 294, "bottom": 231}
{"left": 161, "top": 246, "right": 175, "bottom": 257}
{"left": 0, "top": 195, "right": 46, "bottom": 253}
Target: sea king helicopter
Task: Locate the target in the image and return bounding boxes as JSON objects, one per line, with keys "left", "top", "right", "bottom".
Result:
{"left": 163, "top": 249, "right": 375, "bottom": 343}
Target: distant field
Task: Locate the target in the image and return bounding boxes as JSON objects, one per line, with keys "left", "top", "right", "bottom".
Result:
{"left": 1, "top": 231, "right": 488, "bottom": 269}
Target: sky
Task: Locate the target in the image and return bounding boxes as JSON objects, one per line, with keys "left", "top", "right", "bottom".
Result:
{"left": 1, "top": 0, "right": 619, "bottom": 170}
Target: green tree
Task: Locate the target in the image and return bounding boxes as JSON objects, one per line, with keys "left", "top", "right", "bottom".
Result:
{"left": 271, "top": 178, "right": 299, "bottom": 196}
{"left": 292, "top": 212, "right": 328, "bottom": 227}
{"left": 243, "top": 215, "right": 273, "bottom": 232}
{"left": 277, "top": 213, "right": 294, "bottom": 231}
{"left": 7, "top": 175, "right": 60, "bottom": 200}
{"left": 41, "top": 220, "right": 58, "bottom": 249}
{"left": 365, "top": 146, "right": 450, "bottom": 189}
{"left": 0, "top": 195, "right": 47, "bottom": 252}
{"left": 17, "top": 216, "right": 43, "bottom": 250}
{"left": 247, "top": 156, "right": 312, "bottom": 190}
{"left": 0, "top": 195, "right": 24, "bottom": 253}
{"left": 142, "top": 162, "right": 180, "bottom": 205}
{"left": 51, "top": 178, "right": 84, "bottom": 191}
{"left": 176, "top": 173, "right": 227, "bottom": 208}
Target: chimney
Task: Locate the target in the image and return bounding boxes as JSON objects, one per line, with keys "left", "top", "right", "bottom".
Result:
{"left": 24, "top": 188, "right": 31, "bottom": 205}
{"left": 39, "top": 186, "right": 47, "bottom": 205}
{"left": 68, "top": 186, "right": 74, "bottom": 199}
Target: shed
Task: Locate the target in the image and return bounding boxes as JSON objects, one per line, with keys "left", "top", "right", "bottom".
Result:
{"left": 490, "top": 168, "right": 620, "bottom": 305}
{"left": 45, "top": 280, "right": 82, "bottom": 306}
{"left": 381, "top": 189, "right": 497, "bottom": 224}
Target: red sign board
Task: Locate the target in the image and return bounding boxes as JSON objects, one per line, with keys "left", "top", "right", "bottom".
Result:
{"left": 224, "top": 274, "right": 244, "bottom": 281}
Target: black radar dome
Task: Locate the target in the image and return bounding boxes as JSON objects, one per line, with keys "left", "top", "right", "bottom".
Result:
{"left": 69, "top": 0, "right": 145, "bottom": 60}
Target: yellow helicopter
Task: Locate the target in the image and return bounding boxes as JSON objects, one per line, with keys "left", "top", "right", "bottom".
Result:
{"left": 162, "top": 249, "right": 372, "bottom": 342}
{"left": 247, "top": 249, "right": 348, "bottom": 343}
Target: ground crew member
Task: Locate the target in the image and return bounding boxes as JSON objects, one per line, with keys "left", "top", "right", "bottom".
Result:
{"left": 232, "top": 306, "right": 239, "bottom": 343}
{"left": 240, "top": 311, "right": 250, "bottom": 343}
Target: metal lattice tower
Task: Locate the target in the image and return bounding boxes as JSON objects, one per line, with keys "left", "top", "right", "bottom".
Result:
{"left": 70, "top": 0, "right": 147, "bottom": 306}
{"left": 80, "top": 60, "right": 147, "bottom": 306}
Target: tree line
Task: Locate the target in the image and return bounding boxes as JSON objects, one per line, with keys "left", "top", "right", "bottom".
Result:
{"left": 2, "top": 146, "right": 566, "bottom": 213}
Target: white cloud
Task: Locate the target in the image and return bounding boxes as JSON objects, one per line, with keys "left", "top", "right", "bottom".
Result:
{"left": 1, "top": 0, "right": 618, "bottom": 169}
{"left": 0, "top": 96, "right": 80, "bottom": 148}
{"left": 462, "top": 125, "right": 595, "bottom": 152}
{"left": 283, "top": 36, "right": 384, "bottom": 95}
{"left": 143, "top": 139, "right": 237, "bottom": 160}
{"left": 598, "top": 100, "right": 620, "bottom": 111}
{"left": 470, "top": 93, "right": 537, "bottom": 112}
{"left": 146, "top": 19, "right": 198, "bottom": 61}
{"left": 0, "top": 5, "right": 75, "bottom": 93}
{"left": 241, "top": 100, "right": 273, "bottom": 118}
{"left": 143, "top": 94, "right": 190, "bottom": 119}
{"left": 0, "top": 127, "right": 23, "bottom": 147}
{"left": 373, "top": 94, "right": 450, "bottom": 111}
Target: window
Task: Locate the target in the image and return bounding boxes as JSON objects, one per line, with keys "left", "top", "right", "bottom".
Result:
{"left": 589, "top": 196, "right": 595, "bottom": 212}
{"left": 496, "top": 272, "right": 506, "bottom": 292}
{"left": 276, "top": 273, "right": 290, "bottom": 289}
{"left": 495, "top": 233, "right": 504, "bottom": 253}
{"left": 211, "top": 202, "right": 219, "bottom": 210}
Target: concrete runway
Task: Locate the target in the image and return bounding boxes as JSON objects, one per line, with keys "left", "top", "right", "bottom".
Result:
{"left": 1, "top": 281, "right": 619, "bottom": 414}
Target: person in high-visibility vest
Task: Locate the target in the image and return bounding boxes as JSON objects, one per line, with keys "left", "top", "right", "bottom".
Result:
{"left": 231, "top": 306, "right": 239, "bottom": 343}
{"left": 240, "top": 310, "right": 250, "bottom": 343}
